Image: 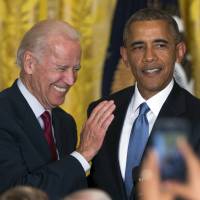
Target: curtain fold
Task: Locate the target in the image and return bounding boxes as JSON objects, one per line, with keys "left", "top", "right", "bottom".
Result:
{"left": 179, "top": 0, "right": 200, "bottom": 97}
{"left": 0, "top": 0, "right": 48, "bottom": 90}
{"left": 59, "top": 0, "right": 116, "bottom": 133}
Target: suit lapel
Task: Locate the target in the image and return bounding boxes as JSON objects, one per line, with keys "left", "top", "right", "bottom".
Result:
{"left": 52, "top": 109, "right": 67, "bottom": 158}
{"left": 52, "top": 108, "right": 77, "bottom": 158}
{"left": 10, "top": 81, "right": 52, "bottom": 163}
{"left": 143, "top": 82, "right": 187, "bottom": 160}
{"left": 153, "top": 82, "right": 186, "bottom": 129}
{"left": 108, "top": 86, "right": 135, "bottom": 197}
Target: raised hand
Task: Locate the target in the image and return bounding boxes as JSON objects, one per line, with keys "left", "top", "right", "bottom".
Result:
{"left": 77, "top": 100, "right": 115, "bottom": 161}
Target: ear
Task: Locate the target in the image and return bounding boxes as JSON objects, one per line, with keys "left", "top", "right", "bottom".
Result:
{"left": 176, "top": 42, "right": 186, "bottom": 64}
{"left": 120, "top": 46, "right": 129, "bottom": 67}
{"left": 23, "top": 51, "right": 36, "bottom": 75}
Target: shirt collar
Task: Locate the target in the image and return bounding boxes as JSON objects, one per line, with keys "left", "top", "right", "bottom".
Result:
{"left": 132, "top": 84, "right": 145, "bottom": 113}
{"left": 132, "top": 79, "right": 174, "bottom": 116}
{"left": 17, "top": 79, "right": 46, "bottom": 118}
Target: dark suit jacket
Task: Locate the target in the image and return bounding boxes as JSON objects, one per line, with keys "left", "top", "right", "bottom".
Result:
{"left": 87, "top": 82, "right": 200, "bottom": 200}
{"left": 0, "top": 80, "right": 87, "bottom": 200}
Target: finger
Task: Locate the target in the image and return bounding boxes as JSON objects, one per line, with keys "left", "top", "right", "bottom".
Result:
{"left": 140, "top": 151, "right": 175, "bottom": 200}
{"left": 88, "top": 100, "right": 114, "bottom": 123}
{"left": 88, "top": 100, "right": 108, "bottom": 121}
{"left": 177, "top": 139, "right": 200, "bottom": 177}
{"left": 142, "top": 149, "right": 160, "bottom": 181}
{"left": 97, "top": 104, "right": 116, "bottom": 128}
{"left": 91, "top": 102, "right": 114, "bottom": 126}
{"left": 88, "top": 101, "right": 115, "bottom": 125}
{"left": 139, "top": 150, "right": 160, "bottom": 198}
{"left": 164, "top": 182, "right": 191, "bottom": 200}
{"left": 100, "top": 114, "right": 114, "bottom": 130}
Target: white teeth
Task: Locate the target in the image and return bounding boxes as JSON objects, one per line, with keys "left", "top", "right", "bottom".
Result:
{"left": 145, "top": 68, "right": 160, "bottom": 73}
{"left": 54, "top": 85, "right": 67, "bottom": 92}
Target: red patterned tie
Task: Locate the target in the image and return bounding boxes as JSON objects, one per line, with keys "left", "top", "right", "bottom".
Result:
{"left": 41, "top": 111, "right": 57, "bottom": 160}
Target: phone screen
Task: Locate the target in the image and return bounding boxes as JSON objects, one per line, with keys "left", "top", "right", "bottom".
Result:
{"left": 151, "top": 118, "right": 190, "bottom": 182}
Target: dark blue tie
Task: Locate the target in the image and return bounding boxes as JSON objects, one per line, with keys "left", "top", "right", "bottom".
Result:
{"left": 125, "top": 102, "right": 150, "bottom": 197}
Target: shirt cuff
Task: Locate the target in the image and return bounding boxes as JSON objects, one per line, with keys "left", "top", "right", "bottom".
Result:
{"left": 71, "top": 151, "right": 91, "bottom": 173}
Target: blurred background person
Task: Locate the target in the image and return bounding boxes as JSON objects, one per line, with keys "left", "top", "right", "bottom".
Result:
{"left": 63, "top": 189, "right": 112, "bottom": 200}
{"left": 0, "top": 186, "right": 48, "bottom": 200}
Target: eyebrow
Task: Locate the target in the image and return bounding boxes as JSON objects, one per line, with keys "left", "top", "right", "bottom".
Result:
{"left": 54, "top": 65, "right": 68, "bottom": 70}
{"left": 129, "top": 39, "right": 169, "bottom": 47}
{"left": 153, "top": 39, "right": 169, "bottom": 44}
{"left": 129, "top": 41, "right": 144, "bottom": 47}
{"left": 56, "top": 64, "right": 81, "bottom": 69}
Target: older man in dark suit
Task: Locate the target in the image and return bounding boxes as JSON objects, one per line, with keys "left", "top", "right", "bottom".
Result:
{"left": 0, "top": 20, "right": 115, "bottom": 200}
{"left": 88, "top": 8, "right": 200, "bottom": 200}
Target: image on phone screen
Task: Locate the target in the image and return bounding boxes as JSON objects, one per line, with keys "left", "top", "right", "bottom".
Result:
{"left": 151, "top": 118, "right": 190, "bottom": 182}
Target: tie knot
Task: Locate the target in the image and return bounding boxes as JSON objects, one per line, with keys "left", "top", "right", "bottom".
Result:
{"left": 41, "top": 111, "right": 51, "bottom": 123}
{"left": 139, "top": 103, "right": 150, "bottom": 115}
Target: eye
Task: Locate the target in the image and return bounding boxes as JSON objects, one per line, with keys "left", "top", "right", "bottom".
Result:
{"left": 73, "top": 65, "right": 81, "bottom": 71}
{"left": 56, "top": 66, "right": 66, "bottom": 72}
{"left": 134, "top": 46, "right": 143, "bottom": 50}
{"left": 157, "top": 43, "right": 167, "bottom": 48}
{"left": 131, "top": 45, "right": 144, "bottom": 52}
{"left": 54, "top": 65, "right": 81, "bottom": 72}
{"left": 154, "top": 40, "right": 169, "bottom": 49}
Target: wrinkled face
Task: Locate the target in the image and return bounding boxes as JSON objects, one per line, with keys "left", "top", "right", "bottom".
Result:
{"left": 121, "top": 20, "right": 185, "bottom": 99}
{"left": 23, "top": 37, "right": 81, "bottom": 109}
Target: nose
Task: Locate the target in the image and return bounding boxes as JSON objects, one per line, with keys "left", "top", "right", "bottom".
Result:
{"left": 143, "top": 46, "right": 156, "bottom": 63}
{"left": 63, "top": 69, "right": 77, "bottom": 86}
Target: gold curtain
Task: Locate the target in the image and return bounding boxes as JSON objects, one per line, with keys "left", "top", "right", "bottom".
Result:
{"left": 0, "top": 0, "right": 116, "bottom": 133}
{"left": 59, "top": 0, "right": 116, "bottom": 133}
{"left": 0, "top": 0, "right": 48, "bottom": 89}
{"left": 179, "top": 0, "right": 200, "bottom": 97}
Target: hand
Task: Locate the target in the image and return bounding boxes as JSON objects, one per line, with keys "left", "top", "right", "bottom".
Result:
{"left": 77, "top": 100, "right": 115, "bottom": 161}
{"left": 163, "top": 139, "right": 200, "bottom": 200}
{"left": 138, "top": 150, "right": 174, "bottom": 200}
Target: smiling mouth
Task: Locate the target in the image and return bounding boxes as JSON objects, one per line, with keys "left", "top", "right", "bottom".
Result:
{"left": 142, "top": 67, "right": 162, "bottom": 74}
{"left": 53, "top": 85, "right": 67, "bottom": 92}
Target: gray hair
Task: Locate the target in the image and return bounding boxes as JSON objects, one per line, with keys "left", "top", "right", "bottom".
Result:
{"left": 123, "top": 8, "right": 182, "bottom": 47}
{"left": 64, "top": 189, "right": 112, "bottom": 200}
{"left": 16, "top": 19, "right": 80, "bottom": 68}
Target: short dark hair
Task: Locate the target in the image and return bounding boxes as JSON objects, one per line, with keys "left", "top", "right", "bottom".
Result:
{"left": 123, "top": 8, "right": 181, "bottom": 46}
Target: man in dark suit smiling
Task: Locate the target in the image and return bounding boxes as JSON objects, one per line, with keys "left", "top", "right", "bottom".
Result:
{"left": 88, "top": 8, "right": 200, "bottom": 200}
{"left": 0, "top": 20, "right": 115, "bottom": 200}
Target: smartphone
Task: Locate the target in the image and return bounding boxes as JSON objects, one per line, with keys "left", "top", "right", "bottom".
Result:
{"left": 151, "top": 118, "right": 190, "bottom": 182}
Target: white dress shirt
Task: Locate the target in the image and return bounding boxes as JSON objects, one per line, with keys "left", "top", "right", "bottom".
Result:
{"left": 17, "top": 79, "right": 90, "bottom": 172}
{"left": 119, "top": 80, "right": 174, "bottom": 179}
